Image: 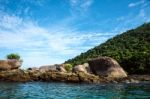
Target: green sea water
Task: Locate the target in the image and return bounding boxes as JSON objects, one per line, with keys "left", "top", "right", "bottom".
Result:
{"left": 0, "top": 82, "right": 150, "bottom": 99}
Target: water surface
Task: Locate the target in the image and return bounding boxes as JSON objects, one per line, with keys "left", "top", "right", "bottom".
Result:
{"left": 0, "top": 82, "right": 150, "bottom": 99}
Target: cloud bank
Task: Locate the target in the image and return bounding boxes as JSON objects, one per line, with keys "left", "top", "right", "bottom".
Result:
{"left": 0, "top": 11, "right": 113, "bottom": 68}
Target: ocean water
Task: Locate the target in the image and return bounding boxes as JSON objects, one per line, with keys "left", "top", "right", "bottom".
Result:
{"left": 0, "top": 82, "right": 150, "bottom": 99}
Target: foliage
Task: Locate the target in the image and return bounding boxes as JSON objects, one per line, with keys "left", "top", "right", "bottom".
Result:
{"left": 64, "top": 64, "right": 73, "bottom": 72}
{"left": 6, "top": 53, "right": 21, "bottom": 60}
{"left": 65, "top": 23, "right": 150, "bottom": 74}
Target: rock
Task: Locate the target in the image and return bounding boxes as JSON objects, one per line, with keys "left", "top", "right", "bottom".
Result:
{"left": 57, "top": 64, "right": 67, "bottom": 73}
{"left": 73, "top": 63, "right": 91, "bottom": 73}
{"left": 27, "top": 70, "right": 42, "bottom": 81}
{"left": 28, "top": 67, "right": 39, "bottom": 71}
{"left": 58, "top": 66, "right": 67, "bottom": 72}
{"left": 83, "top": 63, "right": 91, "bottom": 73}
{"left": 112, "top": 81, "right": 118, "bottom": 83}
{"left": 128, "top": 75, "right": 150, "bottom": 81}
{"left": 43, "top": 71, "right": 102, "bottom": 83}
{"left": 0, "top": 69, "right": 30, "bottom": 82}
{"left": 130, "top": 78, "right": 139, "bottom": 83}
{"left": 77, "top": 72, "right": 101, "bottom": 83}
{"left": 41, "top": 72, "right": 80, "bottom": 82}
{"left": 88, "top": 57, "right": 127, "bottom": 78}
{"left": 124, "top": 80, "right": 130, "bottom": 84}
{"left": 73, "top": 65, "right": 87, "bottom": 73}
{"left": 0, "top": 60, "right": 22, "bottom": 71}
{"left": 39, "top": 65, "right": 58, "bottom": 73}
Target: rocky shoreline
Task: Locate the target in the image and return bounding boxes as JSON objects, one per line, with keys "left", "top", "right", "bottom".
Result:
{"left": 0, "top": 57, "right": 149, "bottom": 84}
{"left": 0, "top": 69, "right": 150, "bottom": 84}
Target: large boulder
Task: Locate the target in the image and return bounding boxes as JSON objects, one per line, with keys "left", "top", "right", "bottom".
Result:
{"left": 88, "top": 57, "right": 127, "bottom": 78}
{"left": 0, "top": 59, "right": 22, "bottom": 71}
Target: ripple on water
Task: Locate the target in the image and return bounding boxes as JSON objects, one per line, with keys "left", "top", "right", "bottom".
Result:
{"left": 0, "top": 82, "right": 150, "bottom": 99}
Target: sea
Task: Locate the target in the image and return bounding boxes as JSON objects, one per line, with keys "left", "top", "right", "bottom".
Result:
{"left": 0, "top": 81, "right": 150, "bottom": 99}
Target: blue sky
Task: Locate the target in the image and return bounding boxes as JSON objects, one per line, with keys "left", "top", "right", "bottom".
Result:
{"left": 0, "top": 0, "right": 150, "bottom": 68}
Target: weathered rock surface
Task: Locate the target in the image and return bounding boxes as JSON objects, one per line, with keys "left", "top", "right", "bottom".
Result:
{"left": 57, "top": 64, "right": 67, "bottom": 72}
{"left": 0, "top": 68, "right": 106, "bottom": 83}
{"left": 41, "top": 72, "right": 79, "bottom": 82}
{"left": 0, "top": 60, "right": 22, "bottom": 71}
{"left": 39, "top": 64, "right": 68, "bottom": 73}
{"left": 73, "top": 65, "right": 87, "bottom": 73}
{"left": 39, "top": 65, "right": 58, "bottom": 73}
{"left": 0, "top": 57, "right": 149, "bottom": 83}
{"left": 83, "top": 63, "right": 91, "bottom": 73}
{"left": 0, "top": 69, "right": 30, "bottom": 82}
{"left": 0, "top": 69, "right": 149, "bottom": 83}
{"left": 88, "top": 57, "right": 127, "bottom": 78}
{"left": 73, "top": 63, "right": 91, "bottom": 74}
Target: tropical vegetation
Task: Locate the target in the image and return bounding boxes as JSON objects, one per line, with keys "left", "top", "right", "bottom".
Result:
{"left": 65, "top": 23, "right": 150, "bottom": 74}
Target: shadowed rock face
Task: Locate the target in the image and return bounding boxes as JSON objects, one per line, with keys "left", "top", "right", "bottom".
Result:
{"left": 0, "top": 60, "right": 22, "bottom": 71}
{"left": 57, "top": 64, "right": 67, "bottom": 73}
{"left": 88, "top": 57, "right": 127, "bottom": 78}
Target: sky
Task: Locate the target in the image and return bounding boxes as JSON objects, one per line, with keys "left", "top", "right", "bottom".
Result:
{"left": 0, "top": 0, "right": 150, "bottom": 69}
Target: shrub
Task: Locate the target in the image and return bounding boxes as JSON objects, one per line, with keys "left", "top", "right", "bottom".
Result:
{"left": 64, "top": 64, "right": 73, "bottom": 72}
{"left": 6, "top": 53, "right": 20, "bottom": 60}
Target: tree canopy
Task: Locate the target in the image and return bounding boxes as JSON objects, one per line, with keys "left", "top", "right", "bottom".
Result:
{"left": 65, "top": 23, "right": 150, "bottom": 74}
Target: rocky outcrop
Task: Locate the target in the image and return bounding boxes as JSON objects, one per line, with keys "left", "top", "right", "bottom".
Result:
{"left": 39, "top": 65, "right": 58, "bottom": 73}
{"left": 0, "top": 58, "right": 149, "bottom": 83}
{"left": 0, "top": 60, "right": 22, "bottom": 71}
{"left": 0, "top": 69, "right": 30, "bottom": 82}
{"left": 0, "top": 69, "right": 149, "bottom": 83}
{"left": 88, "top": 57, "right": 127, "bottom": 78}
{"left": 41, "top": 72, "right": 79, "bottom": 82}
{"left": 0, "top": 69, "right": 101, "bottom": 83}
{"left": 39, "top": 64, "right": 68, "bottom": 73}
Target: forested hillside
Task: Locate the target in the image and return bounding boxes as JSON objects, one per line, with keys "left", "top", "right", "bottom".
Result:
{"left": 65, "top": 23, "right": 150, "bottom": 74}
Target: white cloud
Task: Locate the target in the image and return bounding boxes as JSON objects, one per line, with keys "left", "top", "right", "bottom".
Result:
{"left": 0, "top": 14, "right": 22, "bottom": 29}
{"left": 81, "top": 0, "right": 93, "bottom": 9}
{"left": 70, "top": 0, "right": 93, "bottom": 11}
{"left": 115, "top": 6, "right": 150, "bottom": 33}
{"left": 0, "top": 12, "right": 112, "bottom": 68}
{"left": 70, "top": 0, "right": 78, "bottom": 6}
{"left": 128, "top": 0, "right": 145, "bottom": 7}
